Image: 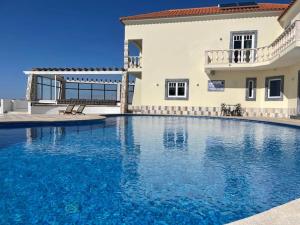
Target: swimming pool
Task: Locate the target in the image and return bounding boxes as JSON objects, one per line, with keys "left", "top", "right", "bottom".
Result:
{"left": 1, "top": 116, "right": 300, "bottom": 224}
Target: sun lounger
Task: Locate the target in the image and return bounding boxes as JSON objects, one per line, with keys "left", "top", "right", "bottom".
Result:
{"left": 73, "top": 105, "right": 86, "bottom": 115}
{"left": 59, "top": 104, "right": 75, "bottom": 115}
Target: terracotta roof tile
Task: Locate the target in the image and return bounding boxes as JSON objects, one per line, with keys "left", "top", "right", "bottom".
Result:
{"left": 120, "top": 3, "right": 289, "bottom": 23}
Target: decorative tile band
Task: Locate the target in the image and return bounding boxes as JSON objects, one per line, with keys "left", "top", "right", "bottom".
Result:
{"left": 129, "top": 105, "right": 296, "bottom": 118}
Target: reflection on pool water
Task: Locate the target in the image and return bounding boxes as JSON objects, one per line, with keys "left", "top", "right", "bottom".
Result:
{"left": 1, "top": 116, "right": 300, "bottom": 224}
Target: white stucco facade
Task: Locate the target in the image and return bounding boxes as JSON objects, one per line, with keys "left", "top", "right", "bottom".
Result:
{"left": 123, "top": 2, "right": 300, "bottom": 118}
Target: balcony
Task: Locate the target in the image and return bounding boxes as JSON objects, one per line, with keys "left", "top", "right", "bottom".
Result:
{"left": 205, "top": 20, "right": 300, "bottom": 72}
{"left": 128, "top": 56, "right": 142, "bottom": 72}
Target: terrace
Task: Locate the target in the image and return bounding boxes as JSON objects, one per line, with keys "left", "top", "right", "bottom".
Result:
{"left": 205, "top": 20, "right": 300, "bottom": 72}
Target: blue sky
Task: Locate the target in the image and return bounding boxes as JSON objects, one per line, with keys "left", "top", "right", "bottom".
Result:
{"left": 0, "top": 0, "right": 290, "bottom": 98}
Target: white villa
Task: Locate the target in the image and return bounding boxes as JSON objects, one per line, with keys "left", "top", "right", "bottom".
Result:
{"left": 122, "top": 0, "right": 300, "bottom": 118}
{"left": 2, "top": 0, "right": 300, "bottom": 118}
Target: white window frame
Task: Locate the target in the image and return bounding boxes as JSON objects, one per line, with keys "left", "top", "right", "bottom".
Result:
{"left": 230, "top": 31, "right": 257, "bottom": 63}
{"left": 168, "top": 82, "right": 187, "bottom": 98}
{"left": 246, "top": 78, "right": 256, "bottom": 101}
{"left": 248, "top": 80, "right": 254, "bottom": 99}
{"left": 268, "top": 78, "right": 282, "bottom": 99}
{"left": 165, "top": 79, "right": 189, "bottom": 100}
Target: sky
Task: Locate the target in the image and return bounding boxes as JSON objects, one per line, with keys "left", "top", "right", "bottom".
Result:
{"left": 0, "top": 0, "right": 290, "bottom": 99}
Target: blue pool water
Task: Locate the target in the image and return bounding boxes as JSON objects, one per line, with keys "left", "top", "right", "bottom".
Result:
{"left": 1, "top": 116, "right": 300, "bottom": 224}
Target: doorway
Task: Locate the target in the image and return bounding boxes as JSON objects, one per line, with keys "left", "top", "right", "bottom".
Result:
{"left": 232, "top": 32, "right": 256, "bottom": 63}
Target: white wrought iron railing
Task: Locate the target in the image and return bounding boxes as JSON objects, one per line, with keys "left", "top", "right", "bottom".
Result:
{"left": 128, "top": 56, "right": 142, "bottom": 69}
{"left": 205, "top": 20, "right": 299, "bottom": 66}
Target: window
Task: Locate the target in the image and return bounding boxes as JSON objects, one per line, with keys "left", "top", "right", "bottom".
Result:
{"left": 165, "top": 79, "right": 189, "bottom": 100}
{"left": 64, "top": 82, "right": 121, "bottom": 102}
{"left": 36, "top": 76, "right": 61, "bottom": 100}
{"left": 168, "top": 82, "right": 186, "bottom": 97}
{"left": 230, "top": 31, "right": 257, "bottom": 63}
{"left": 265, "top": 76, "right": 284, "bottom": 101}
{"left": 246, "top": 78, "right": 256, "bottom": 101}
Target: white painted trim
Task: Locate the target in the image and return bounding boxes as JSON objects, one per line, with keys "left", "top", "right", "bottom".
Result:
{"left": 38, "top": 100, "right": 57, "bottom": 104}
{"left": 23, "top": 71, "right": 124, "bottom": 75}
{"left": 65, "top": 80, "right": 135, "bottom": 85}
{"left": 54, "top": 75, "right": 57, "bottom": 103}
{"left": 248, "top": 80, "right": 255, "bottom": 99}
{"left": 167, "top": 81, "right": 187, "bottom": 98}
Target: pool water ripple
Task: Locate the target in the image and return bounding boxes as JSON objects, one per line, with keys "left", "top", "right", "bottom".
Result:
{"left": 1, "top": 116, "right": 300, "bottom": 224}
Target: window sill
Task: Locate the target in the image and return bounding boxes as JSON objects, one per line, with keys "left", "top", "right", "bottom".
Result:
{"left": 246, "top": 98, "right": 256, "bottom": 101}
{"left": 265, "top": 97, "right": 283, "bottom": 101}
{"left": 165, "top": 97, "right": 189, "bottom": 100}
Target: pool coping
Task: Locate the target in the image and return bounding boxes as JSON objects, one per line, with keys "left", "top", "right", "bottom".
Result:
{"left": 226, "top": 198, "right": 300, "bottom": 225}
{"left": 0, "top": 115, "right": 106, "bottom": 128}
{"left": 103, "top": 113, "right": 300, "bottom": 129}
{"left": 1, "top": 113, "right": 300, "bottom": 129}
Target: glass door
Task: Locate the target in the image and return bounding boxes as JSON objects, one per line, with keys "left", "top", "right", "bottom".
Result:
{"left": 232, "top": 33, "right": 255, "bottom": 63}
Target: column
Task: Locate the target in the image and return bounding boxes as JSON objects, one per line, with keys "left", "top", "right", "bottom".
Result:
{"left": 120, "top": 71, "right": 129, "bottom": 114}
{"left": 26, "top": 74, "right": 37, "bottom": 101}
{"left": 120, "top": 40, "right": 129, "bottom": 114}
{"left": 54, "top": 75, "right": 57, "bottom": 103}
{"left": 124, "top": 40, "right": 129, "bottom": 70}
{"left": 60, "top": 80, "right": 66, "bottom": 100}
{"left": 117, "top": 82, "right": 121, "bottom": 102}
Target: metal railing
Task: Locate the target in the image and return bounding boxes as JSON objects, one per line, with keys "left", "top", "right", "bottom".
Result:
{"left": 206, "top": 20, "right": 299, "bottom": 66}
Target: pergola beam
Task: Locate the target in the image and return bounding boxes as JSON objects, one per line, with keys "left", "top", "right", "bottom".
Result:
{"left": 23, "top": 71, "right": 124, "bottom": 75}
{"left": 24, "top": 66, "right": 130, "bottom": 114}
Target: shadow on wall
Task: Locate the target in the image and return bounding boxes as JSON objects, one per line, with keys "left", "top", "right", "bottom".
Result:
{"left": 206, "top": 69, "right": 299, "bottom": 103}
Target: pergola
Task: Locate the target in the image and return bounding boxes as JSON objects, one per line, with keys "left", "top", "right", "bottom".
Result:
{"left": 23, "top": 67, "right": 130, "bottom": 113}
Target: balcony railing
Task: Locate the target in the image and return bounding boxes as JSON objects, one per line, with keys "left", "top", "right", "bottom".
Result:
{"left": 205, "top": 20, "right": 299, "bottom": 67}
{"left": 128, "top": 56, "right": 142, "bottom": 69}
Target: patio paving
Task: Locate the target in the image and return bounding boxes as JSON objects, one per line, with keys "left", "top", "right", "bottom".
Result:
{"left": 231, "top": 116, "right": 300, "bottom": 127}
{"left": 227, "top": 198, "right": 300, "bottom": 225}
{"left": 0, "top": 114, "right": 105, "bottom": 124}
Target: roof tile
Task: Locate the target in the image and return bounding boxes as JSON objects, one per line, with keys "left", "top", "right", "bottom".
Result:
{"left": 121, "top": 3, "right": 289, "bottom": 22}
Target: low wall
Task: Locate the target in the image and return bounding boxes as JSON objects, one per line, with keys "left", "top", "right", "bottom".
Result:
{"left": 0, "top": 99, "right": 28, "bottom": 114}
{"left": 30, "top": 104, "right": 121, "bottom": 115}
{"left": 12, "top": 100, "right": 28, "bottom": 112}
{"left": 0, "top": 99, "right": 12, "bottom": 114}
{"left": 129, "top": 105, "right": 297, "bottom": 118}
